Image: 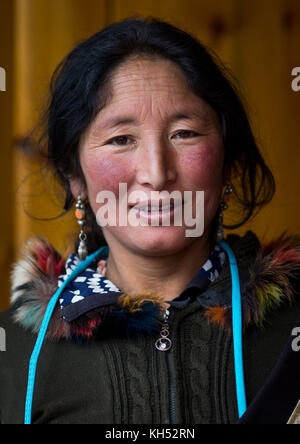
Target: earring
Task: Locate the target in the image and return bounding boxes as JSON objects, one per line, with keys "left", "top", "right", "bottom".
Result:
{"left": 215, "top": 182, "right": 233, "bottom": 243}
{"left": 75, "top": 195, "right": 88, "bottom": 260}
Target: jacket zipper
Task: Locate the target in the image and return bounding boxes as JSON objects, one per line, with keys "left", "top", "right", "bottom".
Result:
{"left": 155, "top": 308, "right": 176, "bottom": 424}
{"left": 167, "top": 350, "right": 176, "bottom": 423}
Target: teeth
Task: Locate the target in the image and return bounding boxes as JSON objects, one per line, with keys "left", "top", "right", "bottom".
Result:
{"left": 137, "top": 204, "right": 174, "bottom": 212}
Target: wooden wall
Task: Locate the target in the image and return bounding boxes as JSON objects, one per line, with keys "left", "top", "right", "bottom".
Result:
{"left": 0, "top": 0, "right": 299, "bottom": 310}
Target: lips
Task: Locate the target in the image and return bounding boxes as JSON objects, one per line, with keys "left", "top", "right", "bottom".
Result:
{"left": 134, "top": 203, "right": 174, "bottom": 212}
{"left": 128, "top": 198, "right": 184, "bottom": 226}
{"left": 130, "top": 199, "right": 181, "bottom": 212}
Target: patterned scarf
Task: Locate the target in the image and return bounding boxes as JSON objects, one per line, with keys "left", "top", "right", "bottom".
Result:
{"left": 57, "top": 244, "right": 226, "bottom": 322}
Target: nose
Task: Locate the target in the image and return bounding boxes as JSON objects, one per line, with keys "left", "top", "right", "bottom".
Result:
{"left": 135, "top": 136, "right": 177, "bottom": 190}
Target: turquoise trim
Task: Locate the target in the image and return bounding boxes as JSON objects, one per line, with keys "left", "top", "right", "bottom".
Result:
{"left": 219, "top": 240, "right": 247, "bottom": 418}
{"left": 24, "top": 246, "right": 108, "bottom": 424}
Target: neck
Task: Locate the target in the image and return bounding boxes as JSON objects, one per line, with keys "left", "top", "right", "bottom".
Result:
{"left": 104, "top": 231, "right": 214, "bottom": 302}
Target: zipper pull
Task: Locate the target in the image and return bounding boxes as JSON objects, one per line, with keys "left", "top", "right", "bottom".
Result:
{"left": 155, "top": 309, "right": 172, "bottom": 351}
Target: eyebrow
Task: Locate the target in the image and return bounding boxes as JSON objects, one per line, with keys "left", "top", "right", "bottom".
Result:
{"left": 101, "top": 112, "right": 209, "bottom": 130}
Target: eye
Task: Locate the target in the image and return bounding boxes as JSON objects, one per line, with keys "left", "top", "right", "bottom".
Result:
{"left": 173, "top": 130, "right": 202, "bottom": 139}
{"left": 105, "top": 135, "right": 134, "bottom": 146}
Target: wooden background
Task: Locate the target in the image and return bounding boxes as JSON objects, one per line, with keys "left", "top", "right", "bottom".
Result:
{"left": 0, "top": 0, "right": 299, "bottom": 310}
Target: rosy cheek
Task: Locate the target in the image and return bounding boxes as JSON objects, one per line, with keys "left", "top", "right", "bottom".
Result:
{"left": 81, "top": 154, "right": 132, "bottom": 199}
{"left": 179, "top": 144, "right": 224, "bottom": 188}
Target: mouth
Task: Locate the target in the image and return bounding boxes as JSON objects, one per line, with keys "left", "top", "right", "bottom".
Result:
{"left": 129, "top": 199, "right": 183, "bottom": 224}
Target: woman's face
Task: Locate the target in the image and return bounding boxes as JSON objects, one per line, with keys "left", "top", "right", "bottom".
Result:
{"left": 71, "top": 57, "right": 226, "bottom": 256}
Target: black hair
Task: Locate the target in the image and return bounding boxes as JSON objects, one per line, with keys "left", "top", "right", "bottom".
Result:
{"left": 38, "top": 16, "right": 275, "bottom": 252}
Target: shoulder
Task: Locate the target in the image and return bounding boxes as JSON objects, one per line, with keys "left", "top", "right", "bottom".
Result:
{"left": 241, "top": 230, "right": 300, "bottom": 324}
{"left": 206, "top": 230, "right": 300, "bottom": 331}
{"left": 9, "top": 236, "right": 71, "bottom": 340}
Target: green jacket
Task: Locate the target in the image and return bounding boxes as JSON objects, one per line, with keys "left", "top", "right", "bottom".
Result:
{"left": 0, "top": 231, "right": 299, "bottom": 424}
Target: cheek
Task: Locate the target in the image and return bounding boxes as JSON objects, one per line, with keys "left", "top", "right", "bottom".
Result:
{"left": 179, "top": 143, "right": 224, "bottom": 189}
{"left": 180, "top": 144, "right": 224, "bottom": 224}
{"left": 81, "top": 154, "right": 131, "bottom": 201}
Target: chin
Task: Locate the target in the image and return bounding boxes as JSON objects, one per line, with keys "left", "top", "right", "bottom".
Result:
{"left": 122, "top": 226, "right": 197, "bottom": 256}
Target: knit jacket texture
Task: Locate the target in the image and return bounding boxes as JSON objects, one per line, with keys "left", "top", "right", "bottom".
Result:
{"left": 0, "top": 230, "right": 300, "bottom": 424}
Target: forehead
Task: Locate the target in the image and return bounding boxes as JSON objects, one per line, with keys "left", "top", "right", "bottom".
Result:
{"left": 109, "top": 56, "right": 189, "bottom": 94}
{"left": 98, "top": 56, "right": 216, "bottom": 121}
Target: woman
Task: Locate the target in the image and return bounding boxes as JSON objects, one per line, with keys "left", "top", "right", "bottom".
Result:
{"left": 0, "top": 17, "right": 300, "bottom": 425}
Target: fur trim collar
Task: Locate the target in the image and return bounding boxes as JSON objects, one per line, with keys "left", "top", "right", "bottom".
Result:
{"left": 204, "top": 234, "right": 300, "bottom": 330}
{"left": 10, "top": 232, "right": 300, "bottom": 341}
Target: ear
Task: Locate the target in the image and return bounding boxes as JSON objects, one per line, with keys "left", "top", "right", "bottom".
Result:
{"left": 69, "top": 176, "right": 88, "bottom": 200}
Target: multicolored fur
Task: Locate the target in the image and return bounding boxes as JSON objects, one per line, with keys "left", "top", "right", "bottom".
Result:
{"left": 205, "top": 233, "right": 300, "bottom": 330}
{"left": 10, "top": 237, "right": 166, "bottom": 340}
{"left": 11, "top": 237, "right": 72, "bottom": 339}
{"left": 10, "top": 233, "right": 300, "bottom": 340}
